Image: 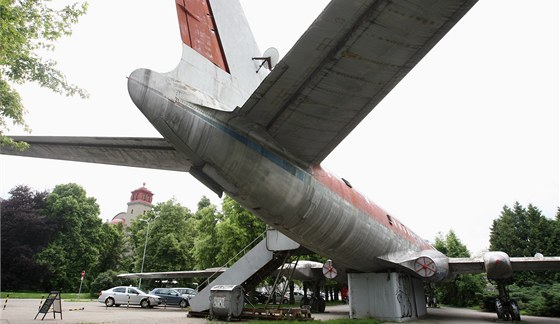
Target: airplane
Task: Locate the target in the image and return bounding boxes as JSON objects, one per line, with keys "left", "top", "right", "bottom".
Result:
{"left": 2, "top": 0, "right": 559, "bottom": 321}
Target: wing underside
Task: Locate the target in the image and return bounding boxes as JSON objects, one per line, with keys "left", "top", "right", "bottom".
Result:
{"left": 239, "top": 0, "right": 478, "bottom": 165}
{"left": 449, "top": 256, "right": 560, "bottom": 276}
{"left": 1, "top": 136, "right": 192, "bottom": 172}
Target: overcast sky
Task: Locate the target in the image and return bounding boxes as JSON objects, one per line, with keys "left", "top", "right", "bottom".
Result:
{"left": 1, "top": 0, "right": 558, "bottom": 254}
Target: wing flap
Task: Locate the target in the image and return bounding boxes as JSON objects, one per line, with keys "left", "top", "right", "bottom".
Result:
{"left": 1, "top": 136, "right": 192, "bottom": 172}
{"left": 240, "top": 0, "right": 478, "bottom": 164}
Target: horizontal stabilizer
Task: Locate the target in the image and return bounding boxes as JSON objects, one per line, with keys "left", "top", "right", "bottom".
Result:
{"left": 1, "top": 136, "right": 192, "bottom": 172}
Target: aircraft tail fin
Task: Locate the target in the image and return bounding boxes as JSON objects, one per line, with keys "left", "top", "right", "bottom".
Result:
{"left": 169, "top": 0, "right": 268, "bottom": 110}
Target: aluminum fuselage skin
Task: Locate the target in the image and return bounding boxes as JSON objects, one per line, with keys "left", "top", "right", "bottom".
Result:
{"left": 129, "top": 69, "right": 434, "bottom": 274}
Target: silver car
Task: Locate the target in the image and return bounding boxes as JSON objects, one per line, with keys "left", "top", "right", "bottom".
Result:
{"left": 98, "top": 286, "right": 160, "bottom": 308}
{"left": 174, "top": 287, "right": 197, "bottom": 299}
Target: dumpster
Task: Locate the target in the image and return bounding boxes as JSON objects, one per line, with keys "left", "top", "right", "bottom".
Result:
{"left": 209, "top": 285, "right": 244, "bottom": 321}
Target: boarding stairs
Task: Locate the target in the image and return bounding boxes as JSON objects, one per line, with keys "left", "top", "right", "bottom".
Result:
{"left": 189, "top": 229, "right": 302, "bottom": 312}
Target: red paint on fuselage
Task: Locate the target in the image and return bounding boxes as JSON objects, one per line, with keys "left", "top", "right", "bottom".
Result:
{"left": 312, "top": 165, "right": 432, "bottom": 251}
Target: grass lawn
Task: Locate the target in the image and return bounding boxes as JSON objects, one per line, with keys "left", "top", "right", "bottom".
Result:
{"left": 0, "top": 291, "right": 97, "bottom": 301}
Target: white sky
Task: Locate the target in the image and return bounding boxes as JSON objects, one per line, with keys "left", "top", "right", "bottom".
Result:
{"left": 1, "top": 0, "right": 558, "bottom": 254}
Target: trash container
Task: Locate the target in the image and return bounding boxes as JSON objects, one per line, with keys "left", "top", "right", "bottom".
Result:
{"left": 209, "top": 285, "right": 244, "bottom": 321}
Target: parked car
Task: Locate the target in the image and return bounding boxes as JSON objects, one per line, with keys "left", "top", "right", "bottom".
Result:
{"left": 98, "top": 286, "right": 160, "bottom": 308}
{"left": 149, "top": 288, "right": 189, "bottom": 308}
{"left": 245, "top": 290, "right": 267, "bottom": 304}
{"left": 174, "top": 287, "right": 197, "bottom": 299}
{"left": 283, "top": 291, "right": 305, "bottom": 304}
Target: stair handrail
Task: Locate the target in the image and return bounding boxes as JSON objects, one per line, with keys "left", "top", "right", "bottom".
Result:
{"left": 198, "top": 230, "right": 267, "bottom": 290}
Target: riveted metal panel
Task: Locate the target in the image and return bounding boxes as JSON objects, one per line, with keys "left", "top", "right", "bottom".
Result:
{"left": 175, "top": 0, "right": 229, "bottom": 71}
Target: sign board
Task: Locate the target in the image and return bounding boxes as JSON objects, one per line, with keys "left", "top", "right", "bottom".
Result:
{"left": 34, "top": 291, "right": 62, "bottom": 320}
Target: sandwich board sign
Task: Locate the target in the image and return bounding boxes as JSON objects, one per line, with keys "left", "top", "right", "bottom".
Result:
{"left": 34, "top": 291, "right": 62, "bottom": 320}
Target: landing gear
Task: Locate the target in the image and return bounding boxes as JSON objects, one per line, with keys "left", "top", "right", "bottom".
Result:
{"left": 494, "top": 280, "right": 521, "bottom": 321}
{"left": 300, "top": 294, "right": 325, "bottom": 313}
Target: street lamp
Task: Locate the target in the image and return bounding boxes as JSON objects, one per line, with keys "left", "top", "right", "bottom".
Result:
{"left": 138, "top": 214, "right": 159, "bottom": 289}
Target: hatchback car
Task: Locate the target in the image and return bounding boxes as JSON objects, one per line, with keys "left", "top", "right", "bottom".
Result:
{"left": 98, "top": 286, "right": 160, "bottom": 308}
{"left": 149, "top": 288, "right": 189, "bottom": 308}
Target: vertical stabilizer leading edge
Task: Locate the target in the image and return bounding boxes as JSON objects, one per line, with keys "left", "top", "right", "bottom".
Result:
{"left": 129, "top": 0, "right": 269, "bottom": 113}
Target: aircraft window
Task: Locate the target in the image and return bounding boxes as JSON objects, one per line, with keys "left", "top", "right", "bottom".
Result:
{"left": 387, "top": 215, "right": 393, "bottom": 225}
{"left": 342, "top": 178, "right": 352, "bottom": 188}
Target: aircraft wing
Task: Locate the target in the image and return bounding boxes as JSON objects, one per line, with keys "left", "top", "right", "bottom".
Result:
{"left": 117, "top": 268, "right": 226, "bottom": 279}
{"left": 449, "top": 256, "right": 560, "bottom": 276}
{"left": 1, "top": 136, "right": 192, "bottom": 172}
{"left": 239, "top": 0, "right": 478, "bottom": 165}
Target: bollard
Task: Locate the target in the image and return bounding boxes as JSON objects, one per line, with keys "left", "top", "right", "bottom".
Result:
{"left": 38, "top": 296, "right": 44, "bottom": 311}
{"left": 2, "top": 294, "right": 9, "bottom": 310}
{"left": 127, "top": 295, "right": 130, "bottom": 309}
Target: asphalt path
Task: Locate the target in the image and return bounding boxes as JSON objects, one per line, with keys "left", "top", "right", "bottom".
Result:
{"left": 1, "top": 299, "right": 558, "bottom": 323}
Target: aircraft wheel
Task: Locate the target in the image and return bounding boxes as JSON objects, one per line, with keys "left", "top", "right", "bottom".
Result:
{"left": 318, "top": 297, "right": 326, "bottom": 313}
{"left": 495, "top": 299, "right": 508, "bottom": 321}
{"left": 508, "top": 300, "right": 521, "bottom": 321}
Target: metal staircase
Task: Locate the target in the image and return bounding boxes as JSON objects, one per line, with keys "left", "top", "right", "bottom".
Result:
{"left": 189, "top": 229, "right": 302, "bottom": 312}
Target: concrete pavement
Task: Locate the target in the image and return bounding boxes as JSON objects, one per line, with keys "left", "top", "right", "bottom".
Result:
{"left": 1, "top": 299, "right": 558, "bottom": 323}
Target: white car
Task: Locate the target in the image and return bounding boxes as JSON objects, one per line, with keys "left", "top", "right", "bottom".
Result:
{"left": 98, "top": 286, "right": 160, "bottom": 308}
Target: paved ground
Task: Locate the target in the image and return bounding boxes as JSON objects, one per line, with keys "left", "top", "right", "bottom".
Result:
{"left": 1, "top": 299, "right": 558, "bottom": 323}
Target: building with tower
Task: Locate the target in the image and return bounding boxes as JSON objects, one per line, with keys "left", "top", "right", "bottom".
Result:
{"left": 110, "top": 184, "right": 153, "bottom": 225}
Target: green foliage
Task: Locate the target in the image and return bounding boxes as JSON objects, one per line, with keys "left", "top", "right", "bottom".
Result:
{"left": 0, "top": 0, "right": 88, "bottom": 147}
{"left": 490, "top": 202, "right": 557, "bottom": 257}
{"left": 192, "top": 200, "right": 221, "bottom": 269}
{"left": 89, "top": 270, "right": 133, "bottom": 295}
{"left": 482, "top": 283, "right": 560, "bottom": 317}
{"left": 191, "top": 195, "right": 266, "bottom": 269}
{"left": 126, "top": 199, "right": 195, "bottom": 290}
{"left": 490, "top": 202, "right": 559, "bottom": 286}
{"left": 433, "top": 230, "right": 470, "bottom": 258}
{"left": 0, "top": 185, "right": 53, "bottom": 290}
{"left": 35, "top": 183, "right": 103, "bottom": 291}
{"left": 214, "top": 196, "right": 266, "bottom": 266}
{"left": 432, "top": 230, "right": 485, "bottom": 307}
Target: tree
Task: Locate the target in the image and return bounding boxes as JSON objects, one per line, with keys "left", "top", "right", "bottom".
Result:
{"left": 128, "top": 200, "right": 194, "bottom": 280}
{"left": 432, "top": 230, "right": 485, "bottom": 307}
{"left": 490, "top": 202, "right": 558, "bottom": 286}
{"left": 192, "top": 199, "right": 221, "bottom": 270}
{"left": 0, "top": 185, "right": 54, "bottom": 290}
{"left": 0, "top": 0, "right": 88, "bottom": 148}
{"left": 96, "top": 222, "right": 128, "bottom": 273}
{"left": 214, "top": 196, "right": 266, "bottom": 266}
{"left": 35, "top": 183, "right": 103, "bottom": 291}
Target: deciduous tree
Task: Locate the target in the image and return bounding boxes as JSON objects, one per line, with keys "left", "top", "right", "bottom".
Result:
{"left": 0, "top": 0, "right": 88, "bottom": 148}
{"left": 0, "top": 185, "right": 53, "bottom": 290}
{"left": 432, "top": 230, "right": 485, "bottom": 307}
{"left": 35, "top": 183, "right": 103, "bottom": 291}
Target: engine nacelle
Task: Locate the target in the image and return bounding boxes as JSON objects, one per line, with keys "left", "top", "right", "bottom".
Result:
{"left": 411, "top": 250, "right": 449, "bottom": 282}
{"left": 484, "top": 251, "right": 513, "bottom": 280}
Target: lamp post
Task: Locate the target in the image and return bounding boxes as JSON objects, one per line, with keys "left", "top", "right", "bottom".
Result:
{"left": 138, "top": 214, "right": 159, "bottom": 289}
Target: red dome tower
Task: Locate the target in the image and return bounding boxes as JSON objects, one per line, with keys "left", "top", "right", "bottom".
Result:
{"left": 110, "top": 183, "right": 154, "bottom": 225}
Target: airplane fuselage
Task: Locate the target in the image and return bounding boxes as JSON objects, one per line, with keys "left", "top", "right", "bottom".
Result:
{"left": 129, "top": 68, "right": 434, "bottom": 274}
